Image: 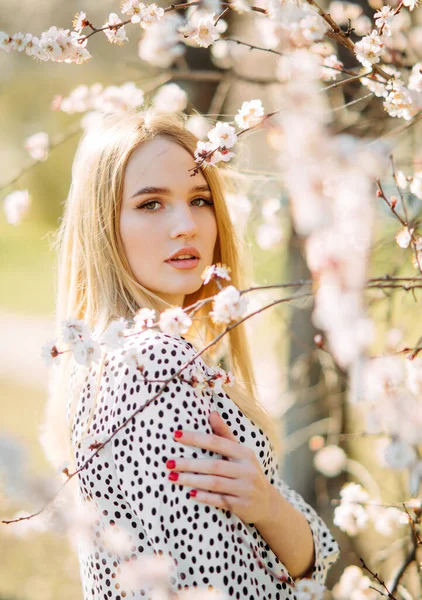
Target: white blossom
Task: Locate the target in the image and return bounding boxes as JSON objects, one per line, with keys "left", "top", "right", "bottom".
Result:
{"left": 0, "top": 32, "right": 12, "bottom": 53}
{"left": 383, "top": 80, "right": 420, "bottom": 120}
{"left": 261, "top": 197, "right": 280, "bottom": 221}
{"left": 207, "top": 121, "right": 237, "bottom": 149}
{"left": 403, "top": 0, "right": 419, "bottom": 10}
{"left": 194, "top": 140, "right": 234, "bottom": 166}
{"left": 121, "top": 1, "right": 164, "bottom": 27}
{"left": 103, "top": 13, "right": 129, "bottom": 45}
{"left": 124, "top": 348, "right": 145, "bottom": 371}
{"left": 332, "top": 565, "right": 379, "bottom": 600}
{"left": 138, "top": 13, "right": 185, "bottom": 68}
{"left": 299, "top": 13, "right": 327, "bottom": 43}
{"left": 409, "top": 63, "right": 422, "bottom": 93}
{"left": 153, "top": 83, "right": 188, "bottom": 113}
{"left": 333, "top": 502, "right": 369, "bottom": 536}
{"left": 102, "top": 525, "right": 133, "bottom": 554}
{"left": 187, "top": 13, "right": 220, "bottom": 48}
{"left": 374, "top": 6, "right": 395, "bottom": 36}
{"left": 24, "top": 132, "right": 49, "bottom": 161}
{"left": 61, "top": 318, "right": 91, "bottom": 345}
{"left": 334, "top": 482, "right": 371, "bottom": 535}
{"left": 340, "top": 482, "right": 370, "bottom": 504}
{"left": 320, "top": 54, "right": 344, "bottom": 81}
{"left": 256, "top": 222, "right": 284, "bottom": 250}
{"left": 410, "top": 172, "right": 422, "bottom": 199}
{"left": 57, "top": 82, "right": 144, "bottom": 114}
{"left": 395, "top": 226, "right": 413, "bottom": 248}
{"left": 159, "top": 307, "right": 192, "bottom": 335}
{"left": 138, "top": 3, "right": 165, "bottom": 29}
{"left": 72, "top": 338, "right": 102, "bottom": 367}
{"left": 133, "top": 308, "right": 156, "bottom": 332}
{"left": 100, "top": 318, "right": 128, "bottom": 350}
{"left": 230, "top": 0, "right": 251, "bottom": 13}
{"left": 295, "top": 579, "right": 326, "bottom": 600}
{"left": 328, "top": 2, "right": 363, "bottom": 26}
{"left": 209, "top": 285, "right": 248, "bottom": 324}
{"left": 207, "top": 366, "right": 236, "bottom": 392}
{"left": 186, "top": 114, "right": 211, "bottom": 139}
{"left": 41, "top": 339, "right": 61, "bottom": 366}
{"left": 361, "top": 72, "right": 389, "bottom": 98}
{"left": 314, "top": 445, "right": 347, "bottom": 477}
{"left": 235, "top": 99, "right": 264, "bottom": 130}
{"left": 117, "top": 555, "right": 173, "bottom": 590}
{"left": 201, "top": 263, "right": 232, "bottom": 285}
{"left": 396, "top": 170, "right": 408, "bottom": 189}
{"left": 370, "top": 505, "right": 405, "bottom": 536}
{"left": 72, "top": 11, "right": 88, "bottom": 33}
{"left": 121, "top": 0, "right": 143, "bottom": 20}
{"left": 10, "top": 32, "right": 27, "bottom": 52}
{"left": 383, "top": 439, "right": 417, "bottom": 469}
{"left": 412, "top": 237, "right": 422, "bottom": 269}
{"left": 353, "top": 15, "right": 373, "bottom": 36}
{"left": 23, "top": 34, "right": 40, "bottom": 57}
{"left": 3, "top": 190, "right": 31, "bottom": 225}
{"left": 354, "top": 30, "right": 384, "bottom": 67}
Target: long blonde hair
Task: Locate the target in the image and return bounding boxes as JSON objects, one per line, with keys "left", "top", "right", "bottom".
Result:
{"left": 40, "top": 110, "right": 283, "bottom": 476}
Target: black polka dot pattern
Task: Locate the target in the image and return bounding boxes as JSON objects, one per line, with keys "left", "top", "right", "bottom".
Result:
{"left": 69, "top": 329, "right": 339, "bottom": 599}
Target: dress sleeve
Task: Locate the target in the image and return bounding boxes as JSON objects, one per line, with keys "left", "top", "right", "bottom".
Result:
{"left": 108, "top": 333, "right": 295, "bottom": 597}
{"left": 269, "top": 465, "right": 340, "bottom": 586}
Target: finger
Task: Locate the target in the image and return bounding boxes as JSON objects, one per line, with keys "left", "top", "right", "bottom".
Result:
{"left": 168, "top": 472, "right": 245, "bottom": 496}
{"left": 188, "top": 489, "right": 239, "bottom": 511}
{"left": 173, "top": 429, "right": 247, "bottom": 461}
{"left": 167, "top": 457, "right": 248, "bottom": 478}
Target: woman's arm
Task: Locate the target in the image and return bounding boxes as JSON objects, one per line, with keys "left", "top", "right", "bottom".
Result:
{"left": 260, "top": 467, "right": 340, "bottom": 585}
{"left": 254, "top": 483, "right": 316, "bottom": 579}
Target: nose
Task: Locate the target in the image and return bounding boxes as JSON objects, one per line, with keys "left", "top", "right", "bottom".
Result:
{"left": 169, "top": 204, "right": 199, "bottom": 240}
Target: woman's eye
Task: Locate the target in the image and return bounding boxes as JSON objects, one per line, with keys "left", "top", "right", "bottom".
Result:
{"left": 192, "top": 197, "right": 214, "bottom": 207}
{"left": 137, "top": 200, "right": 160, "bottom": 211}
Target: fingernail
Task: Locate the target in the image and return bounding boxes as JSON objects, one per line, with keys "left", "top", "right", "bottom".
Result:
{"left": 166, "top": 459, "right": 176, "bottom": 469}
{"left": 189, "top": 489, "right": 197, "bottom": 497}
{"left": 168, "top": 471, "right": 179, "bottom": 481}
{"left": 174, "top": 430, "right": 183, "bottom": 439}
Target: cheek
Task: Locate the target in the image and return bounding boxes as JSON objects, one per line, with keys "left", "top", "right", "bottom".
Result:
{"left": 206, "top": 211, "right": 218, "bottom": 250}
{"left": 119, "top": 212, "right": 152, "bottom": 265}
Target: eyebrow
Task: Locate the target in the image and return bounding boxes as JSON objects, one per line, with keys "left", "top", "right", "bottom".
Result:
{"left": 130, "top": 184, "right": 211, "bottom": 199}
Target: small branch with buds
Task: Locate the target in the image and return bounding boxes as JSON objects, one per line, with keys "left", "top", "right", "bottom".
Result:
{"left": 360, "top": 558, "right": 400, "bottom": 600}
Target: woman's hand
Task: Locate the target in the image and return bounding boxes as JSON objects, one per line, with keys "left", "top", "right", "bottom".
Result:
{"left": 166, "top": 410, "right": 274, "bottom": 526}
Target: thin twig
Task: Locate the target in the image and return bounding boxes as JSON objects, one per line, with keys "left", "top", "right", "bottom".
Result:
{"left": 360, "top": 558, "right": 400, "bottom": 600}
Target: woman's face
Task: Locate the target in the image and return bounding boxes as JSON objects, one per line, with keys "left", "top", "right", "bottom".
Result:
{"left": 120, "top": 136, "right": 218, "bottom": 306}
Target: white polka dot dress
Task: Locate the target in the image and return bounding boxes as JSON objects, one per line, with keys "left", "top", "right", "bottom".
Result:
{"left": 69, "top": 329, "right": 339, "bottom": 600}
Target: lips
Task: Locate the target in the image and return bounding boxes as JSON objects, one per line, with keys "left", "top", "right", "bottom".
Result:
{"left": 165, "top": 246, "right": 201, "bottom": 262}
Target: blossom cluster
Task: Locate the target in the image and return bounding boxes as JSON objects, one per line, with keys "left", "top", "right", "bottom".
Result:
{"left": 194, "top": 99, "right": 265, "bottom": 168}
{"left": 0, "top": 27, "right": 91, "bottom": 64}
{"left": 40, "top": 264, "right": 246, "bottom": 368}
{"left": 333, "top": 482, "right": 410, "bottom": 538}
{"left": 52, "top": 81, "right": 145, "bottom": 115}
{"left": 357, "top": 354, "right": 422, "bottom": 490}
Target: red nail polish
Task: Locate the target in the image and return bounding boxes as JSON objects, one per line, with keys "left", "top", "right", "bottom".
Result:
{"left": 174, "top": 430, "right": 183, "bottom": 439}
{"left": 166, "top": 459, "right": 176, "bottom": 469}
{"left": 168, "top": 471, "right": 179, "bottom": 481}
{"left": 189, "top": 489, "right": 197, "bottom": 497}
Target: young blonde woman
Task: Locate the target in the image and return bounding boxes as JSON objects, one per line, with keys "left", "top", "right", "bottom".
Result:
{"left": 41, "top": 110, "right": 339, "bottom": 600}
